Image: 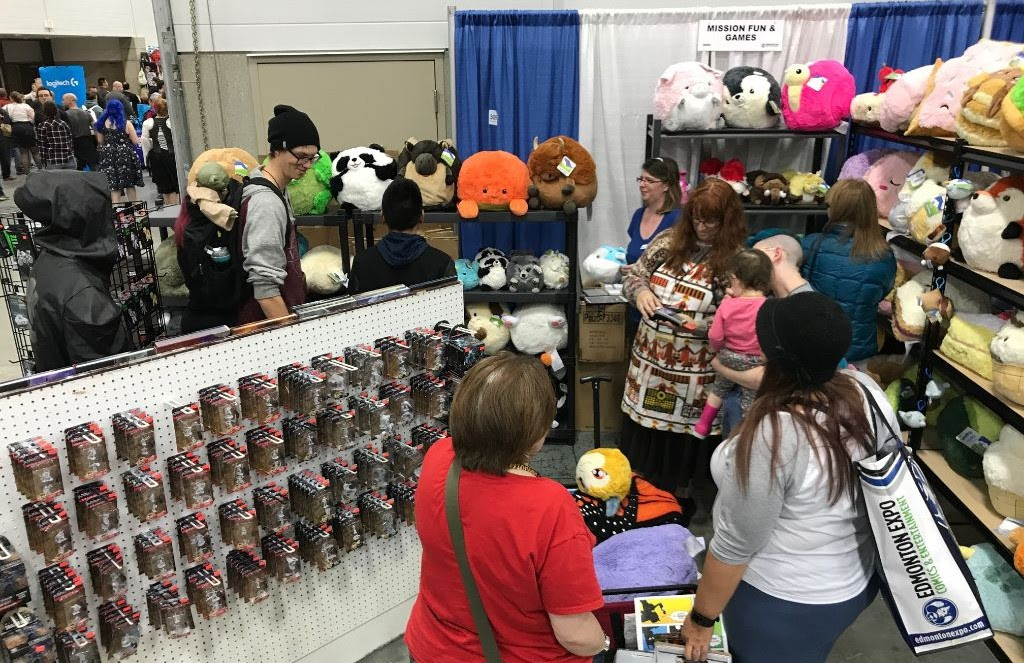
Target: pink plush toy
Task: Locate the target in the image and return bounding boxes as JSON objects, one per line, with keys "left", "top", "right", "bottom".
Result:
{"left": 907, "top": 40, "right": 1023, "bottom": 137}
{"left": 653, "top": 62, "right": 725, "bottom": 131}
{"left": 781, "top": 60, "right": 856, "bottom": 131}
{"left": 863, "top": 151, "right": 920, "bottom": 217}
{"left": 879, "top": 64, "right": 933, "bottom": 133}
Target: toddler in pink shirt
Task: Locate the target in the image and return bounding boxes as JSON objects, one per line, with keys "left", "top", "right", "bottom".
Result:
{"left": 694, "top": 249, "right": 772, "bottom": 439}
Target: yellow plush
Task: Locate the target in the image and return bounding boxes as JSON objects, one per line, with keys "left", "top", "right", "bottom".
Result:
{"left": 787, "top": 171, "right": 826, "bottom": 204}
{"left": 956, "top": 68, "right": 1023, "bottom": 146}
{"left": 940, "top": 313, "right": 1006, "bottom": 379}
{"left": 576, "top": 449, "right": 632, "bottom": 503}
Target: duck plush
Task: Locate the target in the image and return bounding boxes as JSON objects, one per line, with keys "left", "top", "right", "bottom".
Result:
{"left": 653, "top": 62, "right": 725, "bottom": 131}
{"left": 959, "top": 175, "right": 1024, "bottom": 279}
{"left": 456, "top": 151, "right": 530, "bottom": 219}
{"left": 721, "top": 65, "right": 782, "bottom": 129}
{"left": 781, "top": 60, "right": 856, "bottom": 131}
{"left": 574, "top": 448, "right": 685, "bottom": 543}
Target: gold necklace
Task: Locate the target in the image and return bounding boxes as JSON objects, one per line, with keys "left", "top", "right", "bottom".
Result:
{"left": 508, "top": 463, "right": 539, "bottom": 477}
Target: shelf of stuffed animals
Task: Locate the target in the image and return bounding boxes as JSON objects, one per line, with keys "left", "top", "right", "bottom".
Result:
{"left": 853, "top": 124, "right": 1024, "bottom": 173}
{"left": 350, "top": 209, "right": 574, "bottom": 224}
{"left": 464, "top": 290, "right": 575, "bottom": 305}
{"left": 931, "top": 351, "right": 1024, "bottom": 436}
{"left": 880, "top": 217, "right": 1024, "bottom": 311}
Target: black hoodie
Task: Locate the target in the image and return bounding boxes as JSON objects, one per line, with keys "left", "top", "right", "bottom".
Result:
{"left": 347, "top": 231, "right": 455, "bottom": 295}
{"left": 16, "top": 171, "right": 132, "bottom": 372}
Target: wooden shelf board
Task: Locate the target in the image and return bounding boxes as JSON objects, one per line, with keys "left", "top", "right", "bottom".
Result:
{"left": 933, "top": 352, "right": 1024, "bottom": 424}
{"left": 947, "top": 257, "right": 1024, "bottom": 299}
{"left": 993, "top": 632, "right": 1024, "bottom": 663}
{"left": 916, "top": 449, "right": 1016, "bottom": 556}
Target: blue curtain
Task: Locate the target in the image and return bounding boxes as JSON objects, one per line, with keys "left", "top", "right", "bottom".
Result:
{"left": 454, "top": 10, "right": 579, "bottom": 259}
{"left": 993, "top": 0, "right": 1024, "bottom": 41}
{"left": 841, "top": 1, "right": 984, "bottom": 162}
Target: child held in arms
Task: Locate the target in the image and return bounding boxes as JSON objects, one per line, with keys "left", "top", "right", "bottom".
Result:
{"left": 694, "top": 249, "right": 772, "bottom": 438}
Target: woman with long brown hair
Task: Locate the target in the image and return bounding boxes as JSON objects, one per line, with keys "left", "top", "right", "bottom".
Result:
{"left": 801, "top": 178, "right": 896, "bottom": 361}
{"left": 680, "top": 292, "right": 893, "bottom": 663}
{"left": 619, "top": 177, "right": 747, "bottom": 514}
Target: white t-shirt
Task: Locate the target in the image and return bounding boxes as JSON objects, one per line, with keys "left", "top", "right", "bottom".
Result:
{"left": 710, "top": 370, "right": 896, "bottom": 604}
{"left": 7, "top": 103, "right": 33, "bottom": 123}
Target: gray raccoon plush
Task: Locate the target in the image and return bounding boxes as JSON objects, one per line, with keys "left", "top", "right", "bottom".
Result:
{"left": 506, "top": 262, "right": 543, "bottom": 293}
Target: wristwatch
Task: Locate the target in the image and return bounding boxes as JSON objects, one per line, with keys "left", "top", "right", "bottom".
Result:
{"left": 689, "top": 608, "right": 719, "bottom": 628}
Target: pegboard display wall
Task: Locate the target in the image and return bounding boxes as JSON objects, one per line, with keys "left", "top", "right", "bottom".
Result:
{"left": 0, "top": 283, "right": 464, "bottom": 663}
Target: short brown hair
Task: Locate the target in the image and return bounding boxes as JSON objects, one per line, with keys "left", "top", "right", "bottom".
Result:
{"left": 449, "top": 352, "right": 556, "bottom": 474}
{"left": 154, "top": 98, "right": 168, "bottom": 117}
{"left": 726, "top": 249, "right": 773, "bottom": 293}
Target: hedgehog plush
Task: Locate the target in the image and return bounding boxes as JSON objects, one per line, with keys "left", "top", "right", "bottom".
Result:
{"left": 527, "top": 136, "right": 598, "bottom": 214}
{"left": 539, "top": 250, "right": 570, "bottom": 290}
{"left": 457, "top": 151, "right": 530, "bottom": 219}
{"left": 782, "top": 60, "right": 856, "bottom": 131}
{"left": 721, "top": 66, "right": 782, "bottom": 129}
{"left": 396, "top": 137, "right": 461, "bottom": 209}
{"left": 329, "top": 144, "right": 397, "bottom": 210}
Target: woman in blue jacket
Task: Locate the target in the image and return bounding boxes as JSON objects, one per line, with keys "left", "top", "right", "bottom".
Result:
{"left": 802, "top": 179, "right": 895, "bottom": 362}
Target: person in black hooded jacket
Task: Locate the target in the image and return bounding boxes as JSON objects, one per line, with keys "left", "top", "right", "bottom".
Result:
{"left": 347, "top": 178, "right": 455, "bottom": 295}
{"left": 16, "top": 171, "right": 133, "bottom": 372}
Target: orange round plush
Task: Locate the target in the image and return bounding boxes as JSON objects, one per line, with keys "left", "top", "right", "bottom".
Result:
{"left": 456, "top": 150, "right": 530, "bottom": 219}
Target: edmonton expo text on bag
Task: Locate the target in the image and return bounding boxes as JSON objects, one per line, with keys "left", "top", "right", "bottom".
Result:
{"left": 856, "top": 392, "right": 992, "bottom": 654}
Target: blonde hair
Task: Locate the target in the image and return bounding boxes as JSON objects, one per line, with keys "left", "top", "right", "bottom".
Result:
{"left": 825, "top": 179, "right": 889, "bottom": 261}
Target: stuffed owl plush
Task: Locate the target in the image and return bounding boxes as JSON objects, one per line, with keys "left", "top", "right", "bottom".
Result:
{"left": 576, "top": 448, "right": 633, "bottom": 516}
{"left": 329, "top": 144, "right": 397, "bottom": 210}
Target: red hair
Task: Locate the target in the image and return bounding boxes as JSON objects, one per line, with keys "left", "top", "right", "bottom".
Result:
{"left": 666, "top": 177, "right": 748, "bottom": 278}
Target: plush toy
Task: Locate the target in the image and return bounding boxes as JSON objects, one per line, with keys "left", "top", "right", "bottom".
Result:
{"left": 963, "top": 542, "right": 1024, "bottom": 634}
{"left": 329, "top": 145, "right": 397, "bottom": 210}
{"left": 957, "top": 68, "right": 1024, "bottom": 146}
{"left": 897, "top": 152, "right": 953, "bottom": 244}
{"left": 456, "top": 151, "right": 530, "bottom": 219}
{"left": 506, "top": 261, "right": 544, "bottom": 293}
{"left": 960, "top": 175, "right": 1024, "bottom": 279}
{"left": 396, "top": 137, "right": 461, "bottom": 209}
{"left": 477, "top": 255, "right": 509, "bottom": 291}
{"left": 890, "top": 270, "right": 932, "bottom": 343}
{"left": 155, "top": 240, "right": 188, "bottom": 299}
{"left": 526, "top": 136, "right": 598, "bottom": 214}
{"left": 938, "top": 394, "right": 1004, "bottom": 477}
{"left": 745, "top": 170, "right": 788, "bottom": 205}
{"left": 908, "top": 40, "right": 1024, "bottom": 137}
{"left": 879, "top": 64, "right": 934, "bottom": 133}
{"left": 721, "top": 66, "right": 782, "bottom": 129}
{"left": 1000, "top": 76, "right": 1024, "bottom": 151}
{"left": 851, "top": 93, "right": 883, "bottom": 126}
{"left": 466, "top": 302, "right": 511, "bottom": 355}
{"left": 653, "top": 62, "right": 724, "bottom": 131}
{"left": 185, "top": 162, "right": 239, "bottom": 231}
{"left": 300, "top": 245, "right": 345, "bottom": 295}
{"left": 990, "top": 312, "right": 1024, "bottom": 407}
{"left": 274, "top": 149, "right": 332, "bottom": 215}
{"left": 574, "top": 449, "right": 685, "bottom": 543}
{"left": 838, "top": 148, "right": 889, "bottom": 181}
{"left": 984, "top": 424, "right": 1024, "bottom": 521}
{"left": 787, "top": 171, "right": 827, "bottom": 204}
{"left": 781, "top": 60, "right": 856, "bottom": 131}
{"left": 593, "top": 525, "right": 698, "bottom": 601}
{"left": 581, "top": 245, "right": 627, "bottom": 287}
{"left": 506, "top": 304, "right": 568, "bottom": 355}
{"left": 878, "top": 65, "right": 906, "bottom": 93}
{"left": 864, "top": 151, "right": 919, "bottom": 217}
{"left": 187, "top": 147, "right": 259, "bottom": 186}
{"left": 719, "top": 158, "right": 748, "bottom": 196}
{"left": 539, "top": 250, "right": 570, "bottom": 290}
{"left": 475, "top": 247, "right": 505, "bottom": 263}
{"left": 940, "top": 313, "right": 1006, "bottom": 380}
{"left": 454, "top": 259, "right": 479, "bottom": 290}
{"left": 919, "top": 287, "right": 956, "bottom": 324}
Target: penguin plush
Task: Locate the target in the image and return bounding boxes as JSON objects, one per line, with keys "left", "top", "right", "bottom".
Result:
{"left": 722, "top": 66, "right": 782, "bottom": 129}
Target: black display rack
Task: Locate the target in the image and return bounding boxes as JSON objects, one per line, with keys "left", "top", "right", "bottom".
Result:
{"left": 0, "top": 203, "right": 165, "bottom": 377}
{"left": 850, "top": 122, "right": 1024, "bottom": 663}
{"left": 645, "top": 115, "right": 847, "bottom": 233}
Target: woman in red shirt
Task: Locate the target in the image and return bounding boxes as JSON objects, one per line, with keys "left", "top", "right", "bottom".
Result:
{"left": 406, "top": 353, "right": 608, "bottom": 662}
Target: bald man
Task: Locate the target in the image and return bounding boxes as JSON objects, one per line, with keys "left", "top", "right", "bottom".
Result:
{"left": 753, "top": 233, "right": 814, "bottom": 298}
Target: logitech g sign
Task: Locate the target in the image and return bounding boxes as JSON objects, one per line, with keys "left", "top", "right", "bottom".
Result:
{"left": 38, "top": 65, "right": 86, "bottom": 105}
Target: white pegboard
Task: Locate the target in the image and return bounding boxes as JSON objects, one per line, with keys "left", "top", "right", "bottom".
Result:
{"left": 0, "top": 283, "right": 464, "bottom": 663}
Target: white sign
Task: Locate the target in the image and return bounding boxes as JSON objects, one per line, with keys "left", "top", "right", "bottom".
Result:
{"left": 488, "top": 109, "right": 498, "bottom": 126}
{"left": 697, "top": 20, "right": 784, "bottom": 52}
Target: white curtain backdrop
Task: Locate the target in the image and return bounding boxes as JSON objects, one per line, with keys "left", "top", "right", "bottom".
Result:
{"left": 578, "top": 4, "right": 851, "bottom": 256}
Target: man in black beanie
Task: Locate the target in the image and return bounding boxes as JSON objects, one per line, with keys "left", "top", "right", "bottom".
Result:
{"left": 237, "top": 104, "right": 321, "bottom": 323}
{"left": 347, "top": 178, "right": 455, "bottom": 294}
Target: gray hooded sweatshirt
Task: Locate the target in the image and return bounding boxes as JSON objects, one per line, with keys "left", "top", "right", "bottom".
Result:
{"left": 241, "top": 167, "right": 294, "bottom": 300}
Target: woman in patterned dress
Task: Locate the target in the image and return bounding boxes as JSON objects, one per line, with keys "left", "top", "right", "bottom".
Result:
{"left": 619, "top": 177, "right": 747, "bottom": 513}
{"left": 94, "top": 99, "right": 143, "bottom": 203}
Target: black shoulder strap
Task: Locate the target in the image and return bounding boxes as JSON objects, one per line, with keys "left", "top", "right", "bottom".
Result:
{"left": 857, "top": 381, "right": 903, "bottom": 456}
{"left": 246, "top": 176, "right": 289, "bottom": 214}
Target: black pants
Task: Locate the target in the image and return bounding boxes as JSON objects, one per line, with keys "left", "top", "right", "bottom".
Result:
{"left": 73, "top": 135, "right": 99, "bottom": 171}
{"left": 0, "top": 136, "right": 11, "bottom": 179}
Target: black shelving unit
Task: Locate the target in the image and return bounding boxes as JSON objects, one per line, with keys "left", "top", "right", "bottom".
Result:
{"left": 0, "top": 215, "right": 39, "bottom": 375}
{"left": 852, "top": 122, "right": 1024, "bottom": 663}
{"left": 645, "top": 115, "right": 847, "bottom": 233}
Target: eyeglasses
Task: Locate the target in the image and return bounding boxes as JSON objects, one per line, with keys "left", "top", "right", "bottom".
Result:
{"left": 692, "top": 218, "right": 721, "bottom": 229}
{"left": 636, "top": 176, "right": 664, "bottom": 185}
{"left": 288, "top": 149, "right": 321, "bottom": 165}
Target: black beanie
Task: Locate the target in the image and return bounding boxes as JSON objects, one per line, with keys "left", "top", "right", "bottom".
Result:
{"left": 267, "top": 104, "right": 320, "bottom": 151}
{"left": 755, "top": 292, "right": 852, "bottom": 387}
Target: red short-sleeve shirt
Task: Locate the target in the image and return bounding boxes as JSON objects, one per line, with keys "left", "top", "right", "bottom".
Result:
{"left": 405, "top": 438, "right": 604, "bottom": 663}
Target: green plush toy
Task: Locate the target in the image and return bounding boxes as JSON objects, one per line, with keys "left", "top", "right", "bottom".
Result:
{"left": 263, "top": 150, "right": 332, "bottom": 216}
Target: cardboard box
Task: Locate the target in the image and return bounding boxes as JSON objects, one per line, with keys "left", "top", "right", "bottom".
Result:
{"left": 425, "top": 223, "right": 460, "bottom": 261}
{"left": 575, "top": 361, "right": 627, "bottom": 433}
{"left": 578, "top": 302, "right": 627, "bottom": 363}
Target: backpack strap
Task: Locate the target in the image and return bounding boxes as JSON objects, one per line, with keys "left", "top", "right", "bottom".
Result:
{"left": 243, "top": 176, "right": 295, "bottom": 243}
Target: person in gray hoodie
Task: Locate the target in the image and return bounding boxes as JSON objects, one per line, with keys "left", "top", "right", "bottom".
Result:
{"left": 236, "top": 104, "right": 321, "bottom": 324}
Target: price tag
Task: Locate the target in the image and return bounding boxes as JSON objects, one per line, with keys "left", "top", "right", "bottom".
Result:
{"left": 996, "top": 517, "right": 1023, "bottom": 536}
{"left": 488, "top": 110, "right": 498, "bottom": 126}
{"left": 907, "top": 168, "right": 926, "bottom": 188}
{"left": 923, "top": 195, "right": 945, "bottom": 218}
{"left": 955, "top": 427, "right": 992, "bottom": 456}
{"left": 440, "top": 148, "right": 456, "bottom": 167}
{"left": 807, "top": 76, "right": 828, "bottom": 92}
{"left": 557, "top": 156, "right": 577, "bottom": 176}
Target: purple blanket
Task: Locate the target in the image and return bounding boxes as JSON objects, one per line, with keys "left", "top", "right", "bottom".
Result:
{"left": 593, "top": 524, "right": 699, "bottom": 601}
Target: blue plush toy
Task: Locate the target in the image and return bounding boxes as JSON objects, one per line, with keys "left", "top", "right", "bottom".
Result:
{"left": 455, "top": 259, "right": 480, "bottom": 290}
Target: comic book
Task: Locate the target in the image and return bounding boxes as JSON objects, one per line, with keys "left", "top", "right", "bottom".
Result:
{"left": 633, "top": 594, "right": 728, "bottom": 654}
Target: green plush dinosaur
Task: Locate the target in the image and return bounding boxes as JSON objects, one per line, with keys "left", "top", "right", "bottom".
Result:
{"left": 264, "top": 149, "right": 333, "bottom": 215}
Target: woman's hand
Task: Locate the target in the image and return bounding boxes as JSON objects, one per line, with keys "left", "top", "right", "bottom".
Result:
{"left": 620, "top": 263, "right": 633, "bottom": 276}
{"left": 636, "top": 290, "right": 662, "bottom": 319}
{"left": 682, "top": 614, "right": 713, "bottom": 662}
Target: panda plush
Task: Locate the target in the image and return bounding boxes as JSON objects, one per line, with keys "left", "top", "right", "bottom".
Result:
{"left": 478, "top": 255, "right": 509, "bottom": 291}
{"left": 722, "top": 66, "right": 782, "bottom": 129}
{"left": 329, "top": 144, "right": 397, "bottom": 211}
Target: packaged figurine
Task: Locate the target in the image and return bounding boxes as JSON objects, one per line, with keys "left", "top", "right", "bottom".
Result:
{"left": 218, "top": 500, "right": 258, "bottom": 550}
{"left": 321, "top": 458, "right": 361, "bottom": 506}
{"left": 184, "top": 564, "right": 227, "bottom": 619}
{"left": 245, "top": 426, "right": 286, "bottom": 476}
{"left": 261, "top": 533, "right": 301, "bottom": 584}
{"left": 111, "top": 410, "right": 157, "bottom": 466}
{"left": 9, "top": 438, "right": 63, "bottom": 501}
{"left": 283, "top": 416, "right": 319, "bottom": 460}
{"left": 331, "top": 504, "right": 364, "bottom": 553}
{"left": 71, "top": 483, "right": 118, "bottom": 541}
{"left": 387, "top": 480, "right": 417, "bottom": 525}
{"left": 64, "top": 423, "right": 110, "bottom": 481}
{"left": 207, "top": 439, "right": 251, "bottom": 493}
{"left": 406, "top": 328, "right": 445, "bottom": 372}
{"left": 253, "top": 483, "right": 291, "bottom": 534}
{"left": 86, "top": 545, "right": 128, "bottom": 601}
{"left": 38, "top": 563, "right": 88, "bottom": 632}
{"left": 315, "top": 407, "right": 355, "bottom": 451}
{"left": 55, "top": 628, "right": 100, "bottom": 663}
{"left": 225, "top": 550, "right": 270, "bottom": 603}
{"left": 198, "top": 385, "right": 242, "bottom": 436}
{"left": 238, "top": 374, "right": 281, "bottom": 424}
{"left": 287, "top": 471, "right": 331, "bottom": 524}
{"left": 171, "top": 404, "right": 205, "bottom": 452}
{"left": 294, "top": 522, "right": 340, "bottom": 572}
{"left": 353, "top": 446, "right": 391, "bottom": 491}
{"left": 133, "top": 529, "right": 176, "bottom": 580}
{"left": 357, "top": 491, "right": 398, "bottom": 539}
{"left": 175, "top": 513, "right": 213, "bottom": 563}
{"left": 167, "top": 452, "right": 214, "bottom": 509}
{"left": 97, "top": 599, "right": 141, "bottom": 659}
{"left": 24, "top": 501, "right": 74, "bottom": 561}
{"left": 145, "top": 581, "right": 193, "bottom": 638}
{"left": 311, "top": 354, "right": 356, "bottom": 402}
{"left": 0, "top": 537, "right": 31, "bottom": 615}
{"left": 0, "top": 608, "right": 56, "bottom": 663}
{"left": 375, "top": 337, "right": 411, "bottom": 380}
{"left": 121, "top": 466, "right": 168, "bottom": 522}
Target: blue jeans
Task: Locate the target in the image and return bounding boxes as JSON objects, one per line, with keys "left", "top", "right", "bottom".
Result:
{"left": 722, "top": 578, "right": 879, "bottom": 663}
{"left": 720, "top": 388, "right": 744, "bottom": 439}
